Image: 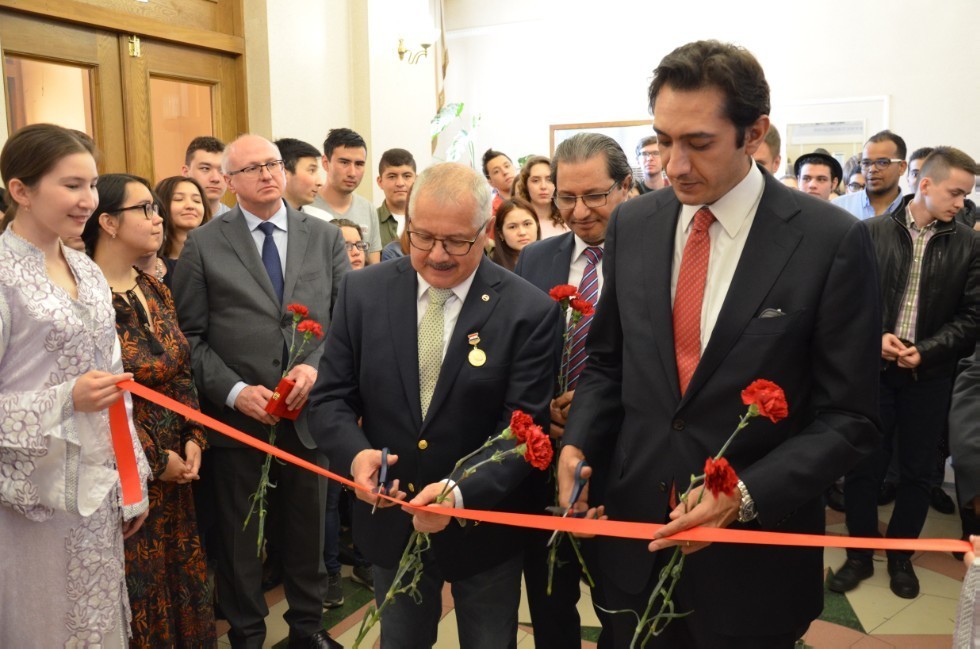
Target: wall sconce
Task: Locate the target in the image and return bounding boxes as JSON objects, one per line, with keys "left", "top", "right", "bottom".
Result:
{"left": 398, "top": 38, "right": 431, "bottom": 64}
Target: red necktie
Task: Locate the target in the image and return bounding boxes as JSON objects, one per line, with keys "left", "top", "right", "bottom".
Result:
{"left": 673, "top": 207, "right": 716, "bottom": 395}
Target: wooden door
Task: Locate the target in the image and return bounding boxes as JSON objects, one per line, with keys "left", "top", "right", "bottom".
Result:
{"left": 0, "top": 10, "right": 127, "bottom": 172}
{"left": 120, "top": 37, "right": 242, "bottom": 183}
{"left": 1, "top": 9, "right": 244, "bottom": 181}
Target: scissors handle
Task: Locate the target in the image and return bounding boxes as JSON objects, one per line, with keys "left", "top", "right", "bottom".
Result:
{"left": 371, "top": 447, "right": 390, "bottom": 515}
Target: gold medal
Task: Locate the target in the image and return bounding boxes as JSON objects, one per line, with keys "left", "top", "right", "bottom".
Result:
{"left": 467, "top": 332, "right": 486, "bottom": 366}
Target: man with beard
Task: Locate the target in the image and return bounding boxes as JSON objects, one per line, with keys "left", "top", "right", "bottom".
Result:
{"left": 833, "top": 130, "right": 908, "bottom": 219}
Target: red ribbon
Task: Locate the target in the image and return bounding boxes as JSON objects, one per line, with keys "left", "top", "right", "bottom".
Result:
{"left": 108, "top": 398, "right": 145, "bottom": 506}
{"left": 110, "top": 379, "right": 971, "bottom": 554}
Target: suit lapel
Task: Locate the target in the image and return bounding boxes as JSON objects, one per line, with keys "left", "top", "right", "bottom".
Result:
{"left": 680, "top": 178, "right": 803, "bottom": 405}
{"left": 388, "top": 261, "right": 424, "bottom": 428}
{"left": 283, "top": 207, "right": 310, "bottom": 304}
{"left": 220, "top": 208, "right": 281, "bottom": 309}
{"left": 551, "top": 233, "right": 576, "bottom": 286}
{"left": 644, "top": 193, "right": 683, "bottom": 396}
{"left": 423, "top": 259, "right": 499, "bottom": 429}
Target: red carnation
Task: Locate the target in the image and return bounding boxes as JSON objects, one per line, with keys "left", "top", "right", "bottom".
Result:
{"left": 703, "top": 457, "right": 738, "bottom": 498}
{"left": 522, "top": 426, "right": 554, "bottom": 470}
{"left": 287, "top": 303, "right": 309, "bottom": 318}
{"left": 297, "top": 319, "right": 324, "bottom": 339}
{"left": 569, "top": 298, "right": 594, "bottom": 317}
{"left": 741, "top": 379, "right": 788, "bottom": 423}
{"left": 509, "top": 410, "right": 535, "bottom": 443}
{"left": 548, "top": 284, "right": 578, "bottom": 302}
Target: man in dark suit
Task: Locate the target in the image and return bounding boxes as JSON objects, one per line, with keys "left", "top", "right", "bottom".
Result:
{"left": 513, "top": 132, "right": 632, "bottom": 648}
{"left": 308, "top": 162, "right": 559, "bottom": 648}
{"left": 559, "top": 41, "right": 882, "bottom": 647}
{"left": 173, "top": 134, "right": 349, "bottom": 649}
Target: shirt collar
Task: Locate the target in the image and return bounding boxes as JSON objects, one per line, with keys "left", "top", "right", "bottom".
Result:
{"left": 416, "top": 264, "right": 479, "bottom": 305}
{"left": 572, "top": 234, "right": 604, "bottom": 263}
{"left": 679, "top": 161, "right": 764, "bottom": 239}
{"left": 905, "top": 204, "right": 936, "bottom": 232}
{"left": 242, "top": 201, "right": 289, "bottom": 232}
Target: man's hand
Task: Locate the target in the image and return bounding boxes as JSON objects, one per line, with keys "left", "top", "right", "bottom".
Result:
{"left": 549, "top": 390, "right": 574, "bottom": 438}
{"left": 284, "top": 363, "right": 318, "bottom": 410}
{"left": 648, "top": 484, "right": 739, "bottom": 555}
{"left": 897, "top": 345, "right": 922, "bottom": 369}
{"left": 122, "top": 509, "right": 148, "bottom": 539}
{"left": 235, "top": 385, "right": 279, "bottom": 425}
{"left": 881, "top": 333, "right": 907, "bottom": 361}
{"left": 404, "top": 482, "right": 455, "bottom": 534}
{"left": 351, "top": 449, "right": 406, "bottom": 507}
{"left": 557, "top": 445, "right": 605, "bottom": 534}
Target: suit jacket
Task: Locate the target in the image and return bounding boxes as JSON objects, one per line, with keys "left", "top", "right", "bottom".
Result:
{"left": 563, "top": 170, "right": 882, "bottom": 635}
{"left": 308, "top": 256, "right": 559, "bottom": 580}
{"left": 172, "top": 203, "right": 350, "bottom": 449}
{"left": 514, "top": 232, "right": 575, "bottom": 292}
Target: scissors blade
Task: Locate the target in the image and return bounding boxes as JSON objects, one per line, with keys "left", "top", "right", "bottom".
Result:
{"left": 547, "top": 460, "right": 588, "bottom": 546}
{"left": 371, "top": 447, "right": 390, "bottom": 515}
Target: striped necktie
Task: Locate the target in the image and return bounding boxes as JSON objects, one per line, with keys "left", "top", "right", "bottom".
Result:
{"left": 564, "top": 246, "right": 603, "bottom": 391}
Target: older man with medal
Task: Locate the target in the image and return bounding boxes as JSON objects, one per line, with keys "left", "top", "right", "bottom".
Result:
{"left": 309, "top": 162, "right": 560, "bottom": 647}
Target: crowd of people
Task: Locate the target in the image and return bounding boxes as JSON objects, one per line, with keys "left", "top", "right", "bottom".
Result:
{"left": 0, "top": 37, "right": 976, "bottom": 649}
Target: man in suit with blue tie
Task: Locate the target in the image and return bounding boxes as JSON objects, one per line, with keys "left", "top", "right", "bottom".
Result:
{"left": 309, "top": 162, "right": 559, "bottom": 648}
{"left": 173, "top": 135, "right": 349, "bottom": 649}
{"left": 559, "top": 41, "right": 882, "bottom": 647}
{"left": 513, "top": 132, "right": 633, "bottom": 648}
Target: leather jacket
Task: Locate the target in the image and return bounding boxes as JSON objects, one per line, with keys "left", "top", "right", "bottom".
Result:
{"left": 863, "top": 195, "right": 979, "bottom": 381}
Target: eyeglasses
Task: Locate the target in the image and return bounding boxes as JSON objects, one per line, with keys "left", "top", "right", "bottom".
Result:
{"left": 638, "top": 151, "right": 660, "bottom": 159}
{"left": 846, "top": 182, "right": 865, "bottom": 192}
{"left": 859, "top": 158, "right": 903, "bottom": 170}
{"left": 228, "top": 160, "right": 285, "bottom": 177}
{"left": 344, "top": 241, "right": 369, "bottom": 252}
{"left": 554, "top": 181, "right": 621, "bottom": 211}
{"left": 407, "top": 221, "right": 487, "bottom": 256}
{"left": 113, "top": 202, "right": 159, "bottom": 220}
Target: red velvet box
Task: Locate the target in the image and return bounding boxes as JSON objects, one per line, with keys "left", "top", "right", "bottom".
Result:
{"left": 265, "top": 377, "right": 303, "bottom": 420}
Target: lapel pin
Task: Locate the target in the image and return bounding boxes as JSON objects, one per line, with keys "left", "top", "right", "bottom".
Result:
{"left": 481, "top": 294, "right": 490, "bottom": 302}
{"left": 467, "top": 332, "right": 487, "bottom": 367}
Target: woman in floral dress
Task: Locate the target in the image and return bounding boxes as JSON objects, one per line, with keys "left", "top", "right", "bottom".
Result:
{"left": 0, "top": 125, "right": 150, "bottom": 647}
{"left": 83, "top": 173, "right": 215, "bottom": 647}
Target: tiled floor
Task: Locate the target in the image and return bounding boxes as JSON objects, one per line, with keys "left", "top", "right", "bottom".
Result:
{"left": 219, "top": 477, "right": 967, "bottom": 648}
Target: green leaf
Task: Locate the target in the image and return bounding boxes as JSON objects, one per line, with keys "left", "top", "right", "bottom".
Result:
{"left": 431, "top": 102, "right": 464, "bottom": 139}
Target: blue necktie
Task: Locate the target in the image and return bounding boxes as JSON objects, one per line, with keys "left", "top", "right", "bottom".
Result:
{"left": 257, "top": 221, "right": 284, "bottom": 303}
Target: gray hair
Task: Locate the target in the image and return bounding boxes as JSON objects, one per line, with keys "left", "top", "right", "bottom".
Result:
{"left": 552, "top": 133, "right": 632, "bottom": 188}
{"left": 408, "top": 162, "right": 491, "bottom": 228}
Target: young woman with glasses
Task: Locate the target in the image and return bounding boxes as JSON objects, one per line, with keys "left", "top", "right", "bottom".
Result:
{"left": 82, "top": 173, "right": 216, "bottom": 647}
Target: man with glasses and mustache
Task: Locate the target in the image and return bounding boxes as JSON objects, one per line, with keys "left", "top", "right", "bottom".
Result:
{"left": 173, "top": 134, "right": 349, "bottom": 649}
{"left": 514, "top": 132, "right": 632, "bottom": 647}
{"left": 310, "top": 162, "right": 559, "bottom": 648}
{"left": 833, "top": 130, "right": 908, "bottom": 219}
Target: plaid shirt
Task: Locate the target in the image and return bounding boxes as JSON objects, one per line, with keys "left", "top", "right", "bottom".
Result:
{"left": 894, "top": 206, "right": 938, "bottom": 342}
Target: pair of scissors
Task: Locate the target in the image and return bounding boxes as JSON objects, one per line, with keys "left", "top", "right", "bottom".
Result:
{"left": 546, "top": 460, "right": 588, "bottom": 546}
{"left": 371, "top": 447, "right": 390, "bottom": 514}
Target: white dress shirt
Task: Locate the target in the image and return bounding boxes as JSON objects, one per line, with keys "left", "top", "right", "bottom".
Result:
{"left": 415, "top": 269, "right": 479, "bottom": 508}
{"left": 226, "top": 203, "right": 289, "bottom": 407}
{"left": 568, "top": 235, "right": 605, "bottom": 293}
{"left": 670, "top": 162, "right": 765, "bottom": 353}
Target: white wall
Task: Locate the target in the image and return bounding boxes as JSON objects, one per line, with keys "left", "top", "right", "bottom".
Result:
{"left": 265, "top": 0, "right": 353, "bottom": 153}
{"left": 261, "top": 0, "right": 437, "bottom": 204}
{"left": 443, "top": 0, "right": 980, "bottom": 171}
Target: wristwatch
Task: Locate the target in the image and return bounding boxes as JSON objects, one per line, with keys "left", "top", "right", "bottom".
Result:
{"left": 736, "top": 479, "right": 757, "bottom": 523}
